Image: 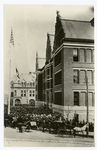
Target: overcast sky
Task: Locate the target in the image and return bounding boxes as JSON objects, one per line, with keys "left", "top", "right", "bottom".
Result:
{"left": 4, "top": 5, "right": 94, "bottom": 94}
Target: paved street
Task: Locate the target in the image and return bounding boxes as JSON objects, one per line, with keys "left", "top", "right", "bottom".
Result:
{"left": 4, "top": 127, "right": 95, "bottom": 147}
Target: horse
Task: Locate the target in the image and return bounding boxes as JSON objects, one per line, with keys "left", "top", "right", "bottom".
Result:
{"left": 73, "top": 123, "right": 88, "bottom": 137}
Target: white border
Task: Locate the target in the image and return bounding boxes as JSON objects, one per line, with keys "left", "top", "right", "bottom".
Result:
{"left": 1, "top": 1, "right": 97, "bottom": 150}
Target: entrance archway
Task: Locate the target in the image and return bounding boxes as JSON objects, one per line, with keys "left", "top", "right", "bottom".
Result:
{"left": 15, "top": 99, "right": 21, "bottom": 104}
{"left": 29, "top": 99, "right": 35, "bottom": 106}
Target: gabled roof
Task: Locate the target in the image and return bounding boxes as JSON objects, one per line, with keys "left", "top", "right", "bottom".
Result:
{"left": 61, "top": 19, "right": 94, "bottom": 40}
{"left": 20, "top": 74, "right": 35, "bottom": 82}
{"left": 12, "top": 74, "right": 35, "bottom": 83}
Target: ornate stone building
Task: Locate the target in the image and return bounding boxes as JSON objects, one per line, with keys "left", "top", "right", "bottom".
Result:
{"left": 10, "top": 74, "right": 35, "bottom": 106}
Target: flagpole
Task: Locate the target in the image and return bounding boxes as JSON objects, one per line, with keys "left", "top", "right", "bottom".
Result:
{"left": 8, "top": 59, "right": 11, "bottom": 115}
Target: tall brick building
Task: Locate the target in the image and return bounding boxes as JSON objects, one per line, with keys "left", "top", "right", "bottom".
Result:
{"left": 36, "top": 12, "right": 94, "bottom": 122}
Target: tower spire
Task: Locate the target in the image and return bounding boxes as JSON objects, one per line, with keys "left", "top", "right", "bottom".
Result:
{"left": 9, "top": 27, "right": 14, "bottom": 46}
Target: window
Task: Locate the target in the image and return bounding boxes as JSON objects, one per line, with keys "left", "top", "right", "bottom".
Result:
{"left": 14, "top": 90, "right": 17, "bottom": 97}
{"left": 24, "top": 82, "right": 26, "bottom": 87}
{"left": 30, "top": 82, "right": 32, "bottom": 87}
{"left": 55, "top": 71, "right": 62, "bottom": 85}
{"left": 29, "top": 90, "right": 32, "bottom": 97}
{"left": 88, "top": 93, "right": 93, "bottom": 106}
{"left": 54, "top": 51, "right": 61, "bottom": 67}
{"left": 24, "top": 90, "right": 26, "bottom": 97}
{"left": 80, "top": 92, "right": 86, "bottom": 106}
{"left": 87, "top": 70, "right": 92, "bottom": 84}
{"left": 86, "top": 49, "right": 92, "bottom": 62}
{"left": 73, "top": 49, "right": 78, "bottom": 61}
{"left": 73, "top": 70, "right": 79, "bottom": 83}
{"left": 11, "top": 92, "right": 14, "bottom": 97}
{"left": 33, "top": 90, "right": 34, "bottom": 93}
{"left": 33, "top": 82, "right": 34, "bottom": 87}
{"left": 74, "top": 92, "right": 79, "bottom": 106}
{"left": 33, "top": 94, "right": 34, "bottom": 97}
{"left": 80, "top": 70, "right": 85, "bottom": 84}
{"left": 47, "top": 68, "right": 49, "bottom": 75}
{"left": 79, "top": 49, "right": 85, "bottom": 62}
{"left": 54, "top": 92, "right": 62, "bottom": 105}
{"left": 21, "top": 90, "right": 23, "bottom": 97}
{"left": 93, "top": 93, "right": 95, "bottom": 106}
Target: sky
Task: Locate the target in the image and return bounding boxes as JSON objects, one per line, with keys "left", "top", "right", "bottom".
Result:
{"left": 4, "top": 5, "right": 94, "bottom": 95}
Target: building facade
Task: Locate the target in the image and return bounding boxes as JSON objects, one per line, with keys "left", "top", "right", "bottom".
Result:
{"left": 52, "top": 12, "right": 94, "bottom": 121}
{"left": 36, "top": 12, "right": 94, "bottom": 122}
{"left": 10, "top": 74, "right": 36, "bottom": 106}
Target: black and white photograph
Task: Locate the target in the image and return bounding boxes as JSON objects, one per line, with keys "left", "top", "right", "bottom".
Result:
{"left": 2, "top": 1, "right": 96, "bottom": 148}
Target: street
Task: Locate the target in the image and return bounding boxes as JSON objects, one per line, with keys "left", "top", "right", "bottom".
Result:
{"left": 4, "top": 127, "right": 95, "bottom": 147}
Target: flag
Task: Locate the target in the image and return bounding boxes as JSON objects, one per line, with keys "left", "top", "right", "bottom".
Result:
{"left": 16, "top": 68, "right": 20, "bottom": 79}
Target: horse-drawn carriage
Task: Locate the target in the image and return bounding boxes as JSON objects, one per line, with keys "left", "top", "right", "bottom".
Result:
{"left": 36, "top": 119, "right": 88, "bottom": 137}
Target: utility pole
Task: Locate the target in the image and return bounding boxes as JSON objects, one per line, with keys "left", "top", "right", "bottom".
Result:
{"left": 86, "top": 75, "right": 89, "bottom": 137}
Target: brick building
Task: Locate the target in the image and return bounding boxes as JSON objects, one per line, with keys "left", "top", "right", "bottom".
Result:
{"left": 36, "top": 12, "right": 94, "bottom": 122}
{"left": 35, "top": 34, "right": 54, "bottom": 108}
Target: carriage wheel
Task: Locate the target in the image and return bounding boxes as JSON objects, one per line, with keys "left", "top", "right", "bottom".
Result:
{"left": 57, "top": 128, "right": 66, "bottom": 136}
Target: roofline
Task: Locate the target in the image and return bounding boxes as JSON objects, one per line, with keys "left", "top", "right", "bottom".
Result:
{"left": 64, "top": 38, "right": 94, "bottom": 43}
{"left": 61, "top": 18, "right": 91, "bottom": 23}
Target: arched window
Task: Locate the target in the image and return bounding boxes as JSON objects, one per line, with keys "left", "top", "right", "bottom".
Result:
{"left": 15, "top": 99, "right": 21, "bottom": 104}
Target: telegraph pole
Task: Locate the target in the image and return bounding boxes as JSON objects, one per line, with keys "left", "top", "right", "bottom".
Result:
{"left": 86, "top": 75, "right": 89, "bottom": 137}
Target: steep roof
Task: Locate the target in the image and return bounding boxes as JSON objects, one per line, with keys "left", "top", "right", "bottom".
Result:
{"left": 13, "top": 74, "right": 35, "bottom": 83}
{"left": 61, "top": 19, "right": 94, "bottom": 40}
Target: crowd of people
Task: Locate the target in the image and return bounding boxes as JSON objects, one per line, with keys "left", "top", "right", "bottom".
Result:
{"left": 4, "top": 105, "right": 94, "bottom": 132}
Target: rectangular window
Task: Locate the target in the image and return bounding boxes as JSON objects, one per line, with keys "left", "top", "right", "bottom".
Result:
{"left": 29, "top": 90, "right": 32, "bottom": 96}
{"left": 54, "top": 51, "right": 61, "bottom": 67}
{"left": 79, "top": 49, "right": 85, "bottom": 62}
{"left": 88, "top": 93, "right": 93, "bottom": 106}
{"left": 21, "top": 90, "right": 23, "bottom": 97}
{"left": 73, "top": 70, "right": 79, "bottom": 83}
{"left": 87, "top": 70, "right": 92, "bottom": 84}
{"left": 86, "top": 49, "right": 92, "bottom": 62}
{"left": 80, "top": 70, "right": 85, "bottom": 84}
{"left": 55, "top": 71, "right": 62, "bottom": 85}
{"left": 73, "top": 49, "right": 78, "bottom": 61}
{"left": 74, "top": 92, "right": 79, "bottom": 106}
{"left": 80, "top": 92, "right": 86, "bottom": 106}
{"left": 24, "top": 90, "right": 26, "bottom": 97}
{"left": 54, "top": 92, "right": 62, "bottom": 105}
{"left": 47, "top": 68, "right": 49, "bottom": 75}
{"left": 93, "top": 93, "right": 95, "bottom": 106}
{"left": 11, "top": 92, "right": 14, "bottom": 97}
{"left": 30, "top": 82, "right": 32, "bottom": 87}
